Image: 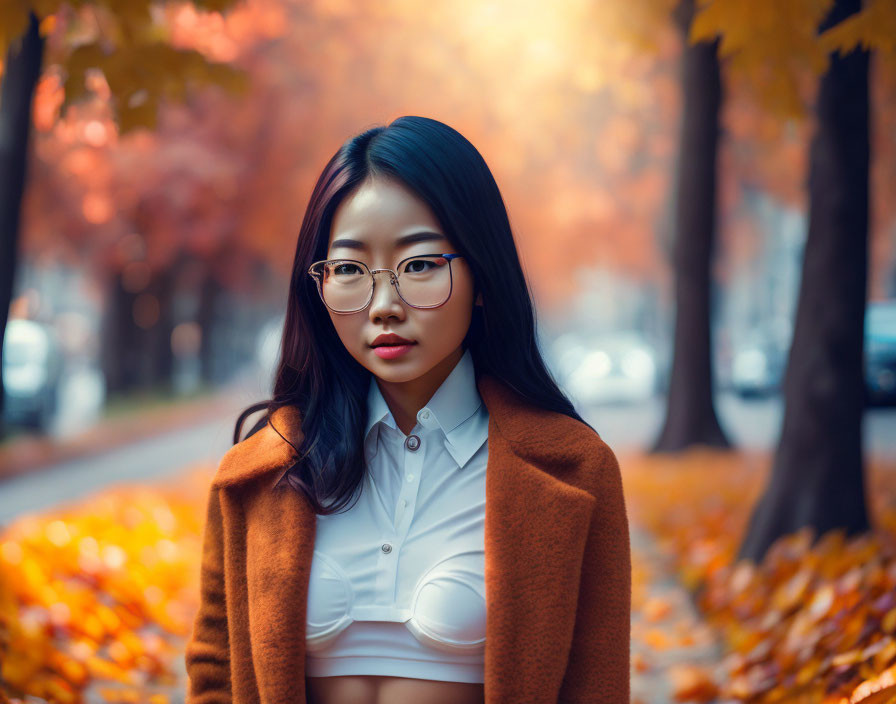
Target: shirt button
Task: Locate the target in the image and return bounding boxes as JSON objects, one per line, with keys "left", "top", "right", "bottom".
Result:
{"left": 406, "top": 474, "right": 414, "bottom": 482}
{"left": 402, "top": 499, "right": 408, "bottom": 507}
{"left": 420, "top": 410, "right": 430, "bottom": 420}
{"left": 405, "top": 434, "right": 420, "bottom": 451}
{"left": 381, "top": 543, "right": 392, "bottom": 554}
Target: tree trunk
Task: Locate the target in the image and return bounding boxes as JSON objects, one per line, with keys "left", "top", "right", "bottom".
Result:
{"left": 737, "top": 0, "right": 870, "bottom": 563}
{"left": 0, "top": 12, "right": 44, "bottom": 440}
{"left": 650, "top": 0, "right": 730, "bottom": 452}
{"left": 198, "top": 257, "right": 221, "bottom": 385}
{"left": 100, "top": 269, "right": 139, "bottom": 395}
{"left": 149, "top": 265, "right": 175, "bottom": 391}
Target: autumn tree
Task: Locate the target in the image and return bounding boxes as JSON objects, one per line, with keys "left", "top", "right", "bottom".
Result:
{"left": 737, "top": 0, "right": 881, "bottom": 562}
{"left": 649, "top": 0, "right": 730, "bottom": 453}
{"left": 0, "top": 0, "right": 245, "bottom": 438}
{"left": 0, "top": 14, "right": 43, "bottom": 438}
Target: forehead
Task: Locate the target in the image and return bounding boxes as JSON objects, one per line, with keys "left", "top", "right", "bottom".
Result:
{"left": 328, "top": 178, "right": 446, "bottom": 250}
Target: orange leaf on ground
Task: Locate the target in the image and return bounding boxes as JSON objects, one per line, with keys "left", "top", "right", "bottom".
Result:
{"left": 667, "top": 663, "right": 719, "bottom": 702}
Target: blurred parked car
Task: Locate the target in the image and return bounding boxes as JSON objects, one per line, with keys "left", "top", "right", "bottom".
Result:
{"left": 551, "top": 330, "right": 660, "bottom": 405}
{"left": 2, "top": 319, "right": 63, "bottom": 431}
{"left": 865, "top": 300, "right": 896, "bottom": 406}
{"left": 730, "top": 330, "right": 787, "bottom": 399}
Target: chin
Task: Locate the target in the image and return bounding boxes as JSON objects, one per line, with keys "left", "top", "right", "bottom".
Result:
{"left": 370, "top": 357, "right": 432, "bottom": 380}
{"left": 371, "top": 365, "right": 423, "bottom": 382}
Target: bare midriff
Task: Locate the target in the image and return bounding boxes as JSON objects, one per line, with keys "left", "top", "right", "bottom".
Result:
{"left": 306, "top": 674, "right": 485, "bottom": 704}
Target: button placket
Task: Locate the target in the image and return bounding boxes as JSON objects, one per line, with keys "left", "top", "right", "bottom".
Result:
{"left": 379, "top": 429, "right": 425, "bottom": 602}
{"left": 394, "top": 431, "right": 424, "bottom": 537}
{"left": 377, "top": 436, "right": 424, "bottom": 604}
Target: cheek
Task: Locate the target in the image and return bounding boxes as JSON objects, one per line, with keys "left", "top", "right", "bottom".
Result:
{"left": 328, "top": 313, "right": 363, "bottom": 352}
{"left": 423, "top": 284, "right": 475, "bottom": 342}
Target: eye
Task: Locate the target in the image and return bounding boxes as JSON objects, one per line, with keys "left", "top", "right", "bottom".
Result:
{"left": 332, "top": 262, "right": 363, "bottom": 276}
{"left": 407, "top": 259, "right": 430, "bottom": 273}
{"left": 402, "top": 258, "right": 439, "bottom": 274}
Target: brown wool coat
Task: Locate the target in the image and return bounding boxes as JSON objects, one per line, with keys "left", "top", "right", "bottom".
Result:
{"left": 184, "top": 373, "right": 631, "bottom": 703}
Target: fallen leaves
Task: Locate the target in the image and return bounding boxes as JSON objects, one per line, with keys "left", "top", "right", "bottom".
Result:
{"left": 624, "top": 448, "right": 896, "bottom": 703}
{"left": 0, "top": 467, "right": 211, "bottom": 703}
{"left": 3, "top": 447, "right": 896, "bottom": 702}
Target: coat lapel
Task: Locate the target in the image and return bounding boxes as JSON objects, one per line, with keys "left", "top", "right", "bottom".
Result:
{"left": 211, "top": 373, "right": 596, "bottom": 704}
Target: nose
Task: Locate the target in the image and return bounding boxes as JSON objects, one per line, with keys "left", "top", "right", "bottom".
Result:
{"left": 368, "top": 269, "right": 405, "bottom": 321}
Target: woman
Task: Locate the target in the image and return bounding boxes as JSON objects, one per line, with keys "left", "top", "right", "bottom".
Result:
{"left": 185, "top": 116, "right": 631, "bottom": 704}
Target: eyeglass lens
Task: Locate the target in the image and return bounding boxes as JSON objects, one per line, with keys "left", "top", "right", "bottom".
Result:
{"left": 318, "top": 256, "right": 452, "bottom": 312}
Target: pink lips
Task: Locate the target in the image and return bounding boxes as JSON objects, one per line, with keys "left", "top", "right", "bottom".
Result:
{"left": 372, "top": 343, "right": 416, "bottom": 359}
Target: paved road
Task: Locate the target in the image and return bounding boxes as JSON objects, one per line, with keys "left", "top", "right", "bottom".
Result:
{"left": 584, "top": 391, "right": 896, "bottom": 460}
{"left": 0, "top": 390, "right": 259, "bottom": 529}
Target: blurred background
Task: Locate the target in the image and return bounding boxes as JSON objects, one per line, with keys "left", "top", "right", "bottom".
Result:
{"left": 0, "top": 0, "right": 895, "bottom": 702}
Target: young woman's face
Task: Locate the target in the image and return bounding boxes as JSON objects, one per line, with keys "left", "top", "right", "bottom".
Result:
{"left": 321, "top": 177, "right": 481, "bottom": 385}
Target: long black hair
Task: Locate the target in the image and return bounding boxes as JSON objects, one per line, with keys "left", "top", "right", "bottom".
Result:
{"left": 234, "top": 115, "right": 590, "bottom": 514}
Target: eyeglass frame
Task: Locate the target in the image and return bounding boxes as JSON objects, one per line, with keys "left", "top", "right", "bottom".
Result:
{"left": 307, "top": 253, "right": 465, "bottom": 314}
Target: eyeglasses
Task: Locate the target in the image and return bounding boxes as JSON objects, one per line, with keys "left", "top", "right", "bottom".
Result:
{"left": 308, "top": 253, "right": 464, "bottom": 314}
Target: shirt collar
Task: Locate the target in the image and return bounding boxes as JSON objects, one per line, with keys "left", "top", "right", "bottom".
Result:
{"left": 222, "top": 372, "right": 594, "bottom": 494}
{"left": 364, "top": 347, "right": 486, "bottom": 469}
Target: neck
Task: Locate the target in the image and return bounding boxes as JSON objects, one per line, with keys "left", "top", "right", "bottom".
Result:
{"left": 374, "top": 346, "right": 465, "bottom": 435}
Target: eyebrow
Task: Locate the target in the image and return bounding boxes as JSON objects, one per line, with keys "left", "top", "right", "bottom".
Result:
{"left": 330, "top": 230, "right": 447, "bottom": 250}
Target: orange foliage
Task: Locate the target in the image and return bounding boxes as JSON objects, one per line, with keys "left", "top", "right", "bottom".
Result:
{"left": 3, "top": 448, "right": 896, "bottom": 701}
{"left": 0, "top": 469, "right": 214, "bottom": 703}
{"left": 12, "top": 0, "right": 896, "bottom": 306}
{"left": 625, "top": 449, "right": 896, "bottom": 702}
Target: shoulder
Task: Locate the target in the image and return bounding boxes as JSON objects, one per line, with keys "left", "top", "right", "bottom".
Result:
{"left": 477, "top": 373, "right": 620, "bottom": 494}
{"left": 567, "top": 425, "right": 622, "bottom": 502}
{"left": 503, "top": 407, "right": 619, "bottom": 498}
{"left": 585, "top": 433, "right": 624, "bottom": 501}
{"left": 497, "top": 397, "right": 609, "bottom": 466}
{"left": 210, "top": 407, "right": 301, "bottom": 490}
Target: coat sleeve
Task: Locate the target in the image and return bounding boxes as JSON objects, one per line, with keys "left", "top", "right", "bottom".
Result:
{"left": 185, "top": 484, "right": 233, "bottom": 703}
{"left": 558, "top": 439, "right": 631, "bottom": 703}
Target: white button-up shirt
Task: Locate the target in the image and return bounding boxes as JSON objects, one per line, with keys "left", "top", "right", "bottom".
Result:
{"left": 304, "top": 347, "right": 489, "bottom": 682}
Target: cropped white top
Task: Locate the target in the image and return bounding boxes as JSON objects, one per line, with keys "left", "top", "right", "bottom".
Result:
{"left": 304, "top": 348, "right": 488, "bottom": 683}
